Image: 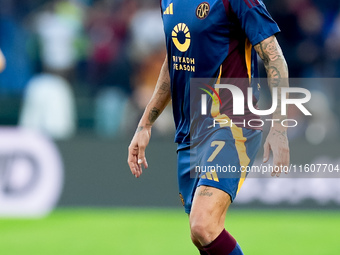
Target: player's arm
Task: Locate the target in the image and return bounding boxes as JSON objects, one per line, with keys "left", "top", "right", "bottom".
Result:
{"left": 0, "top": 49, "right": 6, "bottom": 73}
{"left": 254, "top": 35, "right": 290, "bottom": 177}
{"left": 127, "top": 55, "right": 171, "bottom": 178}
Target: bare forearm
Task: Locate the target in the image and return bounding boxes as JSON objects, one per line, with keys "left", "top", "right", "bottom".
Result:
{"left": 254, "top": 36, "right": 289, "bottom": 122}
{"left": 137, "top": 55, "right": 171, "bottom": 132}
{"left": 255, "top": 36, "right": 290, "bottom": 169}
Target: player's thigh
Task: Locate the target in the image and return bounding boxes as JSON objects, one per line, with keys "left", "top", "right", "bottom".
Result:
{"left": 189, "top": 185, "right": 231, "bottom": 243}
{"left": 190, "top": 185, "right": 231, "bottom": 226}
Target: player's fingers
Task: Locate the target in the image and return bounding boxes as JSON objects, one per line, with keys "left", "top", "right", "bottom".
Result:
{"left": 127, "top": 145, "right": 138, "bottom": 177}
{"left": 280, "top": 163, "right": 288, "bottom": 175}
{"left": 273, "top": 156, "right": 282, "bottom": 177}
{"left": 281, "top": 146, "right": 290, "bottom": 167}
{"left": 138, "top": 145, "right": 148, "bottom": 169}
{"left": 127, "top": 154, "right": 136, "bottom": 175}
{"left": 127, "top": 159, "right": 137, "bottom": 176}
{"left": 136, "top": 167, "right": 142, "bottom": 177}
{"left": 135, "top": 158, "right": 144, "bottom": 178}
{"left": 273, "top": 146, "right": 289, "bottom": 177}
{"left": 141, "top": 158, "right": 148, "bottom": 169}
{"left": 271, "top": 167, "right": 275, "bottom": 177}
{"left": 263, "top": 141, "right": 270, "bottom": 163}
{"left": 271, "top": 165, "right": 278, "bottom": 177}
{"left": 284, "top": 150, "right": 290, "bottom": 175}
{"left": 272, "top": 151, "right": 281, "bottom": 177}
{"left": 276, "top": 165, "right": 282, "bottom": 177}
{"left": 273, "top": 143, "right": 288, "bottom": 177}
{"left": 271, "top": 165, "right": 280, "bottom": 177}
{"left": 135, "top": 155, "right": 142, "bottom": 178}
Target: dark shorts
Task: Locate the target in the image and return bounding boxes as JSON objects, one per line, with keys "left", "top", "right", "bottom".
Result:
{"left": 177, "top": 127, "right": 262, "bottom": 214}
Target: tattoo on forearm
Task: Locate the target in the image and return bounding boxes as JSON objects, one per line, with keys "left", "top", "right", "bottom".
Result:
{"left": 255, "top": 37, "right": 283, "bottom": 64}
{"left": 135, "top": 58, "right": 170, "bottom": 132}
{"left": 268, "top": 66, "right": 281, "bottom": 87}
{"left": 148, "top": 107, "right": 160, "bottom": 124}
{"left": 158, "top": 82, "right": 170, "bottom": 94}
{"left": 197, "top": 187, "right": 213, "bottom": 197}
{"left": 274, "top": 129, "right": 287, "bottom": 137}
{"left": 154, "top": 81, "right": 170, "bottom": 101}
{"left": 272, "top": 129, "right": 288, "bottom": 142}
{"left": 255, "top": 36, "right": 289, "bottom": 120}
{"left": 263, "top": 39, "right": 281, "bottom": 61}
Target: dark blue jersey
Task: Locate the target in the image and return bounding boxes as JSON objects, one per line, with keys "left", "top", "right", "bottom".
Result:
{"left": 160, "top": 0, "right": 280, "bottom": 145}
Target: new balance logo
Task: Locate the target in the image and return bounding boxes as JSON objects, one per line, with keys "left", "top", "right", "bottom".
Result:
{"left": 201, "top": 171, "right": 219, "bottom": 182}
{"left": 163, "top": 3, "right": 173, "bottom": 15}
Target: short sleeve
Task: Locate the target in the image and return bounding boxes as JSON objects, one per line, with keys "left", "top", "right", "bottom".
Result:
{"left": 227, "top": 0, "right": 280, "bottom": 46}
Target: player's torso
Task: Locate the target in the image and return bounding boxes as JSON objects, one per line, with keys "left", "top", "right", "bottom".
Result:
{"left": 161, "top": 0, "right": 236, "bottom": 143}
{"left": 161, "top": 0, "right": 262, "bottom": 144}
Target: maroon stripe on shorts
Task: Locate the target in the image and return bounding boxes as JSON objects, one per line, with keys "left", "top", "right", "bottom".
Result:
{"left": 243, "top": 0, "right": 252, "bottom": 8}
{"left": 249, "top": 0, "right": 259, "bottom": 7}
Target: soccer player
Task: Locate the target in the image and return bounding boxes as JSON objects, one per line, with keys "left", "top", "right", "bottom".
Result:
{"left": 127, "top": 0, "right": 289, "bottom": 254}
{"left": 0, "top": 49, "right": 5, "bottom": 73}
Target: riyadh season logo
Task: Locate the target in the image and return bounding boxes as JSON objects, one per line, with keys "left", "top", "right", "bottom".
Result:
{"left": 172, "top": 23, "right": 191, "bottom": 52}
{"left": 200, "top": 84, "right": 312, "bottom": 128}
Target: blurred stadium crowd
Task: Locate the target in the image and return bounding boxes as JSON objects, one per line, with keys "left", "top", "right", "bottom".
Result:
{"left": 0, "top": 0, "right": 339, "bottom": 140}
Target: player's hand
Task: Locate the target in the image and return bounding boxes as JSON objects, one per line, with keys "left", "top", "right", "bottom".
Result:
{"left": 263, "top": 125, "right": 290, "bottom": 177}
{"left": 127, "top": 126, "right": 151, "bottom": 178}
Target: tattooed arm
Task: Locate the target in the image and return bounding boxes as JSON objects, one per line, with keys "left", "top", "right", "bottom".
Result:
{"left": 127, "top": 55, "right": 171, "bottom": 178}
{"left": 254, "top": 36, "right": 290, "bottom": 177}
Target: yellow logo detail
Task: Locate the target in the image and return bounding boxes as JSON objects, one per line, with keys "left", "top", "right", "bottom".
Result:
{"left": 163, "top": 3, "right": 173, "bottom": 15}
{"left": 179, "top": 193, "right": 185, "bottom": 206}
{"left": 201, "top": 171, "right": 219, "bottom": 182}
{"left": 172, "top": 23, "right": 191, "bottom": 52}
{"left": 196, "top": 2, "right": 210, "bottom": 19}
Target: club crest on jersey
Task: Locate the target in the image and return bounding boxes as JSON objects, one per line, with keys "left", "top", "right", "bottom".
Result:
{"left": 196, "top": 2, "right": 210, "bottom": 19}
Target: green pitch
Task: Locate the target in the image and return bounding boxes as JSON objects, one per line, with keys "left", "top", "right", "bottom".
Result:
{"left": 0, "top": 209, "right": 339, "bottom": 255}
